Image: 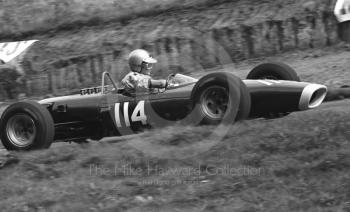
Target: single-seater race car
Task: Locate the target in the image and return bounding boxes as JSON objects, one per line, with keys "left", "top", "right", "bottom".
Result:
{"left": 0, "top": 62, "right": 327, "bottom": 151}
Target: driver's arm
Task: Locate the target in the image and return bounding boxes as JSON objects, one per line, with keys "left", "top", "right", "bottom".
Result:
{"left": 149, "top": 79, "right": 167, "bottom": 89}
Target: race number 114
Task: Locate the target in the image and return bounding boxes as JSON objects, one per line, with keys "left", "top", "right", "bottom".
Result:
{"left": 114, "top": 101, "right": 147, "bottom": 127}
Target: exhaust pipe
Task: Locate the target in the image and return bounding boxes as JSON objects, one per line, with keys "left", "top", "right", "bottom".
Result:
{"left": 299, "top": 84, "right": 327, "bottom": 110}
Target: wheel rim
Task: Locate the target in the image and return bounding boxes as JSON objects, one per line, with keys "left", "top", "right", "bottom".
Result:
{"left": 6, "top": 114, "right": 36, "bottom": 147}
{"left": 200, "top": 86, "right": 229, "bottom": 120}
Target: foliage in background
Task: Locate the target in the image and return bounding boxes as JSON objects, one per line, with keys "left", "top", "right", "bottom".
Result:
{"left": 0, "top": 0, "right": 337, "bottom": 40}
{"left": 0, "top": 0, "right": 344, "bottom": 100}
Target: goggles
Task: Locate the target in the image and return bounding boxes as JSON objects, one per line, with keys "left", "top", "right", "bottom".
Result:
{"left": 141, "top": 62, "right": 153, "bottom": 69}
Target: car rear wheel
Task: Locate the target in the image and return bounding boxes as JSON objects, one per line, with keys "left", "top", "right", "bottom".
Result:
{"left": 0, "top": 101, "right": 54, "bottom": 151}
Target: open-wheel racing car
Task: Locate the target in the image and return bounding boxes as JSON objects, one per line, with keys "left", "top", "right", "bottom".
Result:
{"left": 0, "top": 62, "right": 327, "bottom": 151}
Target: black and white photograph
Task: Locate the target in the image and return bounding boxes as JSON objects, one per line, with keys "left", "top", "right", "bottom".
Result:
{"left": 0, "top": 0, "right": 350, "bottom": 211}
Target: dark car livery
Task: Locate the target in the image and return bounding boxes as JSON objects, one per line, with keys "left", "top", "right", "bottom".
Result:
{"left": 0, "top": 62, "right": 327, "bottom": 151}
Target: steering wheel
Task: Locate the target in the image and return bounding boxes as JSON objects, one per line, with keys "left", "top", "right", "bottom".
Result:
{"left": 166, "top": 73, "right": 176, "bottom": 87}
{"left": 167, "top": 73, "right": 176, "bottom": 83}
{"left": 156, "top": 73, "right": 176, "bottom": 93}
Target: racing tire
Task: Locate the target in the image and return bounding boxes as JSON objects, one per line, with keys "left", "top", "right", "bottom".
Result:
{"left": 190, "top": 72, "right": 251, "bottom": 125}
{"left": 247, "top": 62, "right": 300, "bottom": 119}
{"left": 246, "top": 62, "right": 300, "bottom": 81}
{"left": 0, "top": 101, "right": 54, "bottom": 151}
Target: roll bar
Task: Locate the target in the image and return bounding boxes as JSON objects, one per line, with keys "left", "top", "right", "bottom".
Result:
{"left": 101, "top": 71, "right": 118, "bottom": 94}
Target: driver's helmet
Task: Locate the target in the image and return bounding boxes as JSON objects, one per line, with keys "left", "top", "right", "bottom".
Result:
{"left": 128, "top": 49, "right": 157, "bottom": 74}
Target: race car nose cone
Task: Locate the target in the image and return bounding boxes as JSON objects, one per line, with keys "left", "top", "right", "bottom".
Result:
{"left": 299, "top": 84, "right": 327, "bottom": 110}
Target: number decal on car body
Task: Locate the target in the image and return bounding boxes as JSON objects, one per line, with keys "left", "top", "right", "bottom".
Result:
{"left": 114, "top": 101, "right": 147, "bottom": 128}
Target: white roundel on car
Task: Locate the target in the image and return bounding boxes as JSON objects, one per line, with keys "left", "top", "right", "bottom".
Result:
{"left": 334, "top": 0, "right": 350, "bottom": 23}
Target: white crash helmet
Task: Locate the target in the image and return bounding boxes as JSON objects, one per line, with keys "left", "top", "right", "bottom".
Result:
{"left": 128, "top": 49, "right": 157, "bottom": 73}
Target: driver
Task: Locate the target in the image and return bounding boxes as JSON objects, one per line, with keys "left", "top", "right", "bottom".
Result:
{"left": 121, "top": 49, "right": 167, "bottom": 94}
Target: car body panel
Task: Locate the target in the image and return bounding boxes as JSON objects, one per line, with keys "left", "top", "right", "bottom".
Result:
{"left": 37, "top": 74, "right": 327, "bottom": 141}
